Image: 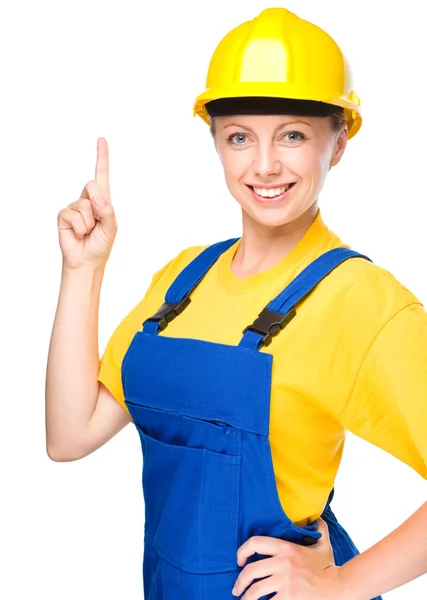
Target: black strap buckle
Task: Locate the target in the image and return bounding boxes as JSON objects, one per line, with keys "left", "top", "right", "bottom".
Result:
{"left": 243, "top": 306, "right": 296, "bottom": 346}
{"left": 143, "top": 296, "right": 191, "bottom": 331}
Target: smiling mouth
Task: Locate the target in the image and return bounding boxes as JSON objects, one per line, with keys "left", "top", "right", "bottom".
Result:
{"left": 246, "top": 183, "right": 296, "bottom": 199}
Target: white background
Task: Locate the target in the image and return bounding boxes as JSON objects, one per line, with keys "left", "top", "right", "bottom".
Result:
{"left": 1, "top": 0, "right": 426, "bottom": 598}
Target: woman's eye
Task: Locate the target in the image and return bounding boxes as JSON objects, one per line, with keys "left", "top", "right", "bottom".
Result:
{"left": 283, "top": 132, "right": 304, "bottom": 143}
{"left": 226, "top": 131, "right": 305, "bottom": 145}
{"left": 229, "top": 133, "right": 248, "bottom": 144}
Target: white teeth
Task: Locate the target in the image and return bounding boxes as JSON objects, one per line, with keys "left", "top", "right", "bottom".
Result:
{"left": 253, "top": 184, "right": 291, "bottom": 197}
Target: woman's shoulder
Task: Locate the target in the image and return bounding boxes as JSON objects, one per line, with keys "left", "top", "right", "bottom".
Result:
{"left": 173, "top": 242, "right": 212, "bottom": 268}
{"left": 155, "top": 242, "right": 212, "bottom": 280}
{"left": 145, "top": 242, "right": 212, "bottom": 298}
{"left": 324, "top": 249, "right": 423, "bottom": 325}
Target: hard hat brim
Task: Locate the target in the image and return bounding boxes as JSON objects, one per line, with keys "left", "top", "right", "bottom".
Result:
{"left": 194, "top": 86, "right": 362, "bottom": 139}
{"left": 205, "top": 97, "right": 342, "bottom": 118}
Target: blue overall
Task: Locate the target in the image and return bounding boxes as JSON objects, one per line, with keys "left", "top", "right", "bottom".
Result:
{"left": 121, "top": 239, "right": 383, "bottom": 600}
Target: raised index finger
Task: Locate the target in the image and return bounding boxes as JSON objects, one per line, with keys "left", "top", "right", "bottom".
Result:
{"left": 95, "top": 137, "right": 110, "bottom": 196}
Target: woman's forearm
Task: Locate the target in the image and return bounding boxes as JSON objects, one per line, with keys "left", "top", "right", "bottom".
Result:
{"left": 45, "top": 263, "right": 105, "bottom": 459}
{"left": 340, "top": 500, "right": 427, "bottom": 598}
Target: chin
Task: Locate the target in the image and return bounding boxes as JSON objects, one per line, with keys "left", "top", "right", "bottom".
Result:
{"left": 241, "top": 202, "right": 305, "bottom": 228}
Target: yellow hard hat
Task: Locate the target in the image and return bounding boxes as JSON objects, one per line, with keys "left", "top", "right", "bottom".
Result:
{"left": 193, "top": 8, "right": 362, "bottom": 139}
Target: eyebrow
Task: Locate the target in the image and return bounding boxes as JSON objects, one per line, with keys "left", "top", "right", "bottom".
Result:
{"left": 223, "top": 120, "right": 313, "bottom": 133}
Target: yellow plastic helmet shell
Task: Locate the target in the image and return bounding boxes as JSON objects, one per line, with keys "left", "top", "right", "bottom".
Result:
{"left": 194, "top": 8, "right": 362, "bottom": 139}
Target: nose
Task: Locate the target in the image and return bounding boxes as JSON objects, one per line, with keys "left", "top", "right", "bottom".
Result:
{"left": 252, "top": 142, "right": 282, "bottom": 178}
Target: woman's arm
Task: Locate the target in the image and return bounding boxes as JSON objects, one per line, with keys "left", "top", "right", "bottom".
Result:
{"left": 336, "top": 301, "right": 427, "bottom": 596}
{"left": 45, "top": 139, "right": 131, "bottom": 460}
{"left": 231, "top": 505, "right": 427, "bottom": 599}
{"left": 45, "top": 264, "right": 131, "bottom": 461}
{"left": 340, "top": 500, "right": 427, "bottom": 598}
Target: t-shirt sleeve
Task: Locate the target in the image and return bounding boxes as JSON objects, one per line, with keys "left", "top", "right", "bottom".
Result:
{"left": 339, "top": 301, "right": 427, "bottom": 479}
{"left": 97, "top": 256, "right": 175, "bottom": 418}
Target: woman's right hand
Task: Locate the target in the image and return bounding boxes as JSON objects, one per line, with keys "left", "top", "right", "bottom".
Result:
{"left": 57, "top": 137, "right": 118, "bottom": 270}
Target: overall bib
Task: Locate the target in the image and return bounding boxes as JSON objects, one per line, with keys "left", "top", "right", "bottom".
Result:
{"left": 121, "top": 239, "right": 383, "bottom": 600}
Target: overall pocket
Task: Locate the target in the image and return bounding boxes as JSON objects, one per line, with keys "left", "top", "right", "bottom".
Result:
{"left": 139, "top": 427, "right": 241, "bottom": 574}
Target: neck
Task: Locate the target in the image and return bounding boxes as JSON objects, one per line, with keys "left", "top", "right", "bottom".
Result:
{"left": 231, "top": 201, "right": 319, "bottom": 279}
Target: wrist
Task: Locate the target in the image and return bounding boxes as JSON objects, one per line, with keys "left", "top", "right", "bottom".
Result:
{"left": 62, "top": 261, "right": 106, "bottom": 278}
{"left": 335, "top": 562, "right": 367, "bottom": 600}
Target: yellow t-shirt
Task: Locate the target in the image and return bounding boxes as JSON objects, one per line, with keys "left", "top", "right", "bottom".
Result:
{"left": 98, "top": 209, "right": 427, "bottom": 526}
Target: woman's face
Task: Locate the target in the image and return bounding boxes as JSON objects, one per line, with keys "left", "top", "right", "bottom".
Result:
{"left": 213, "top": 113, "right": 347, "bottom": 228}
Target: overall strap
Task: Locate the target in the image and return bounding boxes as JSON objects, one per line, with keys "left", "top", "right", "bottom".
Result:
{"left": 143, "top": 237, "right": 239, "bottom": 335}
{"left": 239, "top": 248, "right": 373, "bottom": 351}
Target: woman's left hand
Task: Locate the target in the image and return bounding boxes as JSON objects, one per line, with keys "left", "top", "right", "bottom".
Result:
{"left": 232, "top": 517, "right": 349, "bottom": 599}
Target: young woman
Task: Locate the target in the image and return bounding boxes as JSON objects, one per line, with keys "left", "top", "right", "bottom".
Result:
{"left": 46, "top": 7, "right": 427, "bottom": 599}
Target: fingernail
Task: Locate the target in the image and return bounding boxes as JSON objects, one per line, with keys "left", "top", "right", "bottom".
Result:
{"left": 232, "top": 587, "right": 237, "bottom": 596}
{"left": 93, "top": 195, "right": 104, "bottom": 207}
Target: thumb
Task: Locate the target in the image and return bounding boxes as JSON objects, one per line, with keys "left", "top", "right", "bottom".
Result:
{"left": 316, "top": 517, "right": 331, "bottom": 541}
{"left": 91, "top": 194, "right": 106, "bottom": 214}
{"left": 316, "top": 517, "right": 336, "bottom": 564}
{"left": 91, "top": 195, "right": 117, "bottom": 235}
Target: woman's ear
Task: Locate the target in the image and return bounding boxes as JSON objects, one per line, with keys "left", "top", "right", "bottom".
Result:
{"left": 329, "top": 127, "right": 348, "bottom": 169}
